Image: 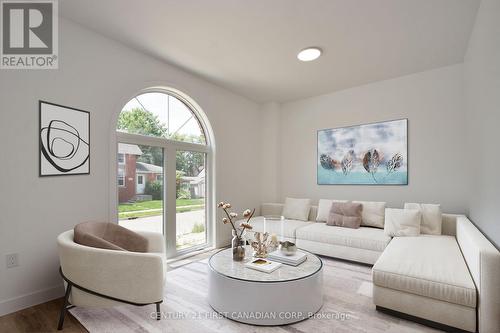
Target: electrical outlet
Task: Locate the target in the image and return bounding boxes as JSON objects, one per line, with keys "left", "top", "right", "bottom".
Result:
{"left": 6, "top": 253, "right": 19, "bottom": 268}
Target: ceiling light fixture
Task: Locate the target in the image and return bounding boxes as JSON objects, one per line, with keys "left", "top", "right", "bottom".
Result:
{"left": 297, "top": 47, "right": 322, "bottom": 62}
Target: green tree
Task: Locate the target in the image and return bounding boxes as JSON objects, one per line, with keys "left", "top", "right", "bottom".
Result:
{"left": 176, "top": 170, "right": 191, "bottom": 199}
{"left": 118, "top": 108, "right": 167, "bottom": 137}
{"left": 118, "top": 108, "right": 166, "bottom": 166}
{"left": 118, "top": 108, "right": 205, "bottom": 174}
{"left": 176, "top": 150, "right": 205, "bottom": 177}
{"left": 144, "top": 180, "right": 163, "bottom": 200}
{"left": 170, "top": 132, "right": 205, "bottom": 145}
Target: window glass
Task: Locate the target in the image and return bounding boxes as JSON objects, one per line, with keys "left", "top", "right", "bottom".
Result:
{"left": 118, "top": 143, "right": 164, "bottom": 234}
{"left": 116, "top": 90, "right": 211, "bottom": 256}
{"left": 118, "top": 92, "right": 206, "bottom": 144}
{"left": 176, "top": 151, "right": 206, "bottom": 249}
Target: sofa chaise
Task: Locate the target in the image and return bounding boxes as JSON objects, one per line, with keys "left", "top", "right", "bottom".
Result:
{"left": 246, "top": 202, "right": 500, "bottom": 333}
{"left": 373, "top": 215, "right": 500, "bottom": 333}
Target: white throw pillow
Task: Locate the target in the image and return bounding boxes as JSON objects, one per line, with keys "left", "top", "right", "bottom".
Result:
{"left": 352, "top": 201, "right": 386, "bottom": 228}
{"left": 404, "top": 203, "right": 442, "bottom": 235}
{"left": 316, "top": 199, "right": 348, "bottom": 222}
{"left": 282, "top": 197, "right": 311, "bottom": 221}
{"left": 384, "top": 208, "right": 421, "bottom": 237}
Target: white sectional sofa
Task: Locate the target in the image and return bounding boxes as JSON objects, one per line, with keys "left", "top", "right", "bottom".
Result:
{"left": 247, "top": 203, "right": 391, "bottom": 264}
{"left": 246, "top": 202, "right": 500, "bottom": 333}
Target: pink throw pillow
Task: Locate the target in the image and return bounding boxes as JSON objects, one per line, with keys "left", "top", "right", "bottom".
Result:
{"left": 326, "top": 202, "right": 362, "bottom": 229}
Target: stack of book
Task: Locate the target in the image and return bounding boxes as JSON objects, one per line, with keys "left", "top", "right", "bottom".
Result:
{"left": 244, "top": 258, "right": 282, "bottom": 273}
{"left": 268, "top": 250, "right": 307, "bottom": 266}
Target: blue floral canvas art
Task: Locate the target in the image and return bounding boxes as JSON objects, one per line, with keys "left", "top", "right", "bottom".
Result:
{"left": 317, "top": 119, "right": 408, "bottom": 185}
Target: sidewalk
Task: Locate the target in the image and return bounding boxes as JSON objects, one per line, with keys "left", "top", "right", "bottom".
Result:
{"left": 119, "top": 209, "right": 205, "bottom": 235}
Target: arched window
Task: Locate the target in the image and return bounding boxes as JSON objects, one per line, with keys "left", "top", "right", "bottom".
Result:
{"left": 118, "top": 92, "right": 206, "bottom": 144}
{"left": 115, "top": 89, "right": 213, "bottom": 257}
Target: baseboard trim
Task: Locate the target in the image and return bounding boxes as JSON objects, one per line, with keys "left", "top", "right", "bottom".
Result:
{"left": 0, "top": 284, "right": 65, "bottom": 317}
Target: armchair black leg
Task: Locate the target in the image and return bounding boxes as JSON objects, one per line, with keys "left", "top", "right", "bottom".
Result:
{"left": 57, "top": 284, "right": 72, "bottom": 330}
{"left": 156, "top": 302, "right": 161, "bottom": 320}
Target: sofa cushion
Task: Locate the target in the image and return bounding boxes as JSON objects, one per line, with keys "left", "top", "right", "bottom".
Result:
{"left": 74, "top": 222, "right": 149, "bottom": 252}
{"left": 316, "top": 199, "right": 348, "bottom": 222}
{"left": 282, "top": 197, "right": 311, "bottom": 221}
{"left": 248, "top": 216, "right": 310, "bottom": 239}
{"left": 384, "top": 208, "right": 421, "bottom": 237}
{"left": 352, "top": 201, "right": 386, "bottom": 228}
{"left": 404, "top": 203, "right": 442, "bottom": 235}
{"left": 326, "top": 202, "right": 362, "bottom": 228}
{"left": 296, "top": 222, "right": 391, "bottom": 252}
{"left": 373, "top": 236, "right": 477, "bottom": 308}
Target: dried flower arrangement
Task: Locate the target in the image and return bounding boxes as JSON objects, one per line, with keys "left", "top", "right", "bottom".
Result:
{"left": 217, "top": 201, "right": 255, "bottom": 261}
{"left": 217, "top": 201, "right": 255, "bottom": 237}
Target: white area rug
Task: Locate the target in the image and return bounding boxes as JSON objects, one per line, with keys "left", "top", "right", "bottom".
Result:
{"left": 70, "top": 257, "right": 441, "bottom": 333}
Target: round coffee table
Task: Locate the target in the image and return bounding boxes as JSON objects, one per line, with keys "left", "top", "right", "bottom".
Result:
{"left": 207, "top": 248, "right": 323, "bottom": 325}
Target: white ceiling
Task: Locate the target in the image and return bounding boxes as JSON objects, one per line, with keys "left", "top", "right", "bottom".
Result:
{"left": 60, "top": 0, "right": 479, "bottom": 103}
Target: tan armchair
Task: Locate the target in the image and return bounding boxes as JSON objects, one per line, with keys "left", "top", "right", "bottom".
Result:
{"left": 56, "top": 228, "right": 166, "bottom": 330}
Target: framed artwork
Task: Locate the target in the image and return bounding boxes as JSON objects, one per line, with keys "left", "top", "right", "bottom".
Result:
{"left": 317, "top": 119, "right": 407, "bottom": 185}
{"left": 39, "top": 101, "right": 90, "bottom": 176}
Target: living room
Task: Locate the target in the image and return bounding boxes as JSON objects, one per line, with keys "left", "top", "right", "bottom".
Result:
{"left": 0, "top": 0, "right": 499, "bottom": 332}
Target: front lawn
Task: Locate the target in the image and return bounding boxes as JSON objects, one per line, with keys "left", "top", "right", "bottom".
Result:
{"left": 118, "top": 199, "right": 204, "bottom": 219}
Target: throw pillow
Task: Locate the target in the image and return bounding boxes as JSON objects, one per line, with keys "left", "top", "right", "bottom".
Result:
{"left": 384, "top": 208, "right": 421, "bottom": 237}
{"left": 352, "top": 201, "right": 386, "bottom": 228}
{"left": 404, "top": 203, "right": 442, "bottom": 235}
{"left": 316, "top": 199, "right": 349, "bottom": 222}
{"left": 282, "top": 197, "right": 311, "bottom": 221}
{"left": 326, "top": 202, "right": 362, "bottom": 228}
{"left": 74, "top": 222, "right": 149, "bottom": 252}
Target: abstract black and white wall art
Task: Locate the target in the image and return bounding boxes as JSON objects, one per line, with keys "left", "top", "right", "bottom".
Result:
{"left": 39, "top": 101, "right": 90, "bottom": 176}
{"left": 318, "top": 119, "right": 407, "bottom": 185}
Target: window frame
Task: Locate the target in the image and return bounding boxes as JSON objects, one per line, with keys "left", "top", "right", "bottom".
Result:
{"left": 117, "top": 164, "right": 126, "bottom": 187}
{"left": 117, "top": 175, "right": 125, "bottom": 187}
{"left": 118, "top": 91, "right": 207, "bottom": 145}
{"left": 114, "top": 87, "right": 214, "bottom": 259}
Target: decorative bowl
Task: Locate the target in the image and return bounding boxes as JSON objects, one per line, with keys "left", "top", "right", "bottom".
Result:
{"left": 279, "top": 241, "right": 297, "bottom": 256}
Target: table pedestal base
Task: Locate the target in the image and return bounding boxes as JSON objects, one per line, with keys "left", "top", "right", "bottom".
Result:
{"left": 208, "top": 267, "right": 323, "bottom": 325}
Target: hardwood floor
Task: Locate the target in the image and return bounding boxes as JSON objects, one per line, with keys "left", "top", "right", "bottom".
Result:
{"left": 0, "top": 298, "right": 87, "bottom": 333}
{"left": 0, "top": 249, "right": 217, "bottom": 333}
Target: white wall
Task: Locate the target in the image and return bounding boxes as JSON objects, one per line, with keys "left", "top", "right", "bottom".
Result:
{"left": 259, "top": 102, "right": 280, "bottom": 202}
{"left": 0, "top": 19, "right": 263, "bottom": 314}
{"left": 276, "top": 65, "right": 468, "bottom": 213}
{"left": 464, "top": 0, "right": 500, "bottom": 248}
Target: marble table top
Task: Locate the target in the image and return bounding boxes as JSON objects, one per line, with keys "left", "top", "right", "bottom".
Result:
{"left": 208, "top": 248, "right": 323, "bottom": 282}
